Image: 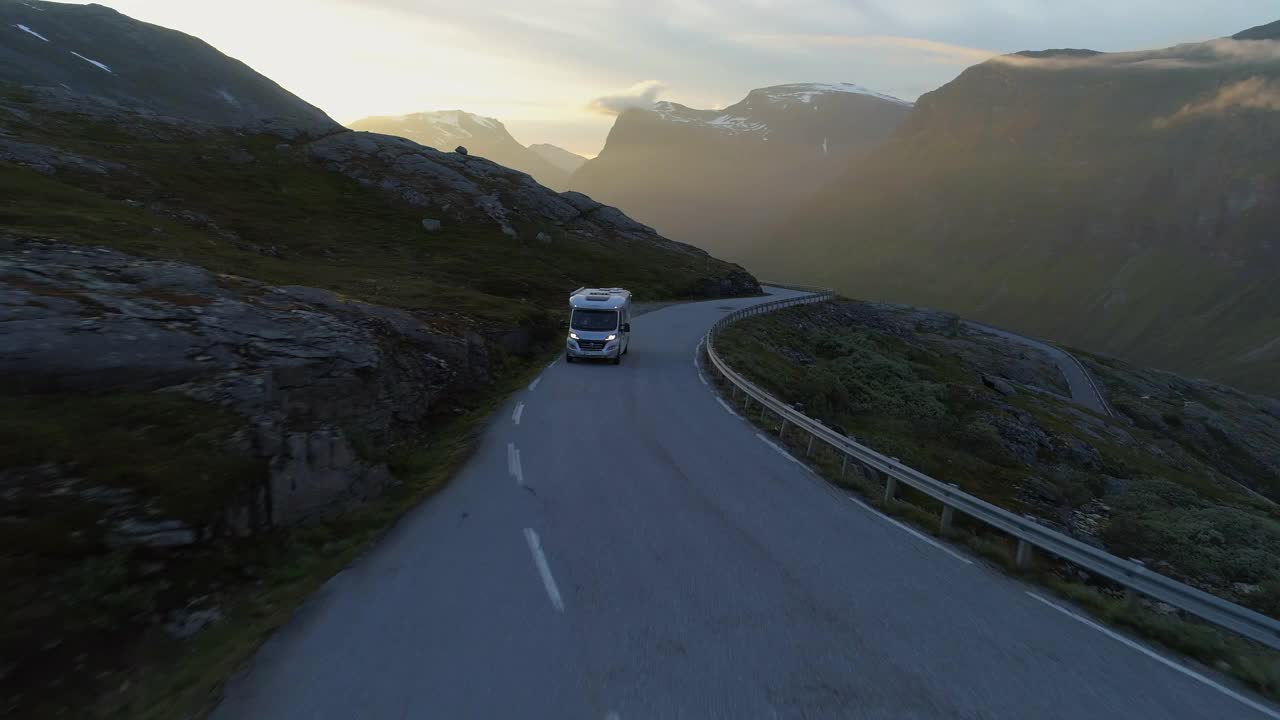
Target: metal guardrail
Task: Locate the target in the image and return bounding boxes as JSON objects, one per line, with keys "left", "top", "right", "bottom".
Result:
{"left": 706, "top": 286, "right": 1280, "bottom": 651}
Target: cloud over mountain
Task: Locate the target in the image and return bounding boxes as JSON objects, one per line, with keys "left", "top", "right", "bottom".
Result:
{"left": 587, "top": 80, "right": 666, "bottom": 115}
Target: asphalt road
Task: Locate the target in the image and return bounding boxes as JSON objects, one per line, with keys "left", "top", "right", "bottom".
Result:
{"left": 965, "top": 320, "right": 1112, "bottom": 416}
{"left": 214, "top": 287, "right": 1276, "bottom": 720}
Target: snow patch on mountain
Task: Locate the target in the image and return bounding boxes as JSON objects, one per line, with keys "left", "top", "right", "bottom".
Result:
{"left": 646, "top": 83, "right": 909, "bottom": 139}
{"left": 706, "top": 114, "right": 768, "bottom": 133}
{"left": 395, "top": 111, "right": 505, "bottom": 142}
{"left": 13, "top": 23, "right": 49, "bottom": 42}
{"left": 651, "top": 101, "right": 712, "bottom": 124}
{"left": 758, "top": 83, "right": 912, "bottom": 107}
{"left": 650, "top": 102, "right": 768, "bottom": 135}
{"left": 70, "top": 51, "right": 113, "bottom": 74}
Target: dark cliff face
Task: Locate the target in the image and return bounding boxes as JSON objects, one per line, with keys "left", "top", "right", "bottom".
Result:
{"left": 570, "top": 85, "right": 912, "bottom": 262}
{"left": 748, "top": 27, "right": 1280, "bottom": 397}
{"left": 0, "top": 0, "right": 338, "bottom": 130}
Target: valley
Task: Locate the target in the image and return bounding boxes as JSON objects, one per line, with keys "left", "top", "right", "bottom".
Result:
{"left": 4, "top": 1, "right": 1280, "bottom": 718}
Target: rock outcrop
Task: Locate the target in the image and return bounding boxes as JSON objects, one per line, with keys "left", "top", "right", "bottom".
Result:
{"left": 1, "top": 238, "right": 497, "bottom": 533}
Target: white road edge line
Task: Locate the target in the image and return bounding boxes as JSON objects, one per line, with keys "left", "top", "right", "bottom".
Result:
{"left": 512, "top": 402, "right": 524, "bottom": 425}
{"left": 529, "top": 377, "right": 542, "bottom": 392}
{"left": 1026, "top": 591, "right": 1280, "bottom": 720}
{"left": 756, "top": 433, "right": 804, "bottom": 466}
{"left": 694, "top": 338, "right": 705, "bottom": 369}
{"left": 524, "top": 528, "right": 565, "bottom": 613}
{"left": 698, "top": 370, "right": 708, "bottom": 386}
{"left": 716, "top": 397, "right": 740, "bottom": 418}
{"left": 847, "top": 496, "right": 974, "bottom": 565}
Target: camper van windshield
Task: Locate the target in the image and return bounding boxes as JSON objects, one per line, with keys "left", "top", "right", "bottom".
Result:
{"left": 571, "top": 309, "right": 619, "bottom": 331}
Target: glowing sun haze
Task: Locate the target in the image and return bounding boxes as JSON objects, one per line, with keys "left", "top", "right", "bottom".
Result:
{"left": 69, "top": 0, "right": 1276, "bottom": 156}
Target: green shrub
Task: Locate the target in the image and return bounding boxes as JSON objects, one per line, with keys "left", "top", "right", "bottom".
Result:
{"left": 1105, "top": 481, "right": 1280, "bottom": 586}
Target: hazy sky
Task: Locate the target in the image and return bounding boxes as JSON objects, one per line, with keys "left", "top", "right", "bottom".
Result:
{"left": 79, "top": 1, "right": 1275, "bottom": 156}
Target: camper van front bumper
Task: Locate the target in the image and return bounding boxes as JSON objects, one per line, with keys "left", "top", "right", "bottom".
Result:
{"left": 567, "top": 338, "right": 619, "bottom": 358}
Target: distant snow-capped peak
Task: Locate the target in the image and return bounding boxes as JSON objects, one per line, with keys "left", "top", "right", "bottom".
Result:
{"left": 398, "top": 110, "right": 504, "bottom": 141}
{"left": 649, "top": 101, "right": 768, "bottom": 135}
{"left": 644, "top": 83, "right": 911, "bottom": 138}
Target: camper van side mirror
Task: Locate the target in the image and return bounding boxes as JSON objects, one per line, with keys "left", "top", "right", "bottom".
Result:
{"left": 621, "top": 323, "right": 631, "bottom": 333}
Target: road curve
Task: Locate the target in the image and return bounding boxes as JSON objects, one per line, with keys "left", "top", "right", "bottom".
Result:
{"left": 213, "top": 288, "right": 1275, "bottom": 720}
{"left": 965, "top": 320, "right": 1112, "bottom": 416}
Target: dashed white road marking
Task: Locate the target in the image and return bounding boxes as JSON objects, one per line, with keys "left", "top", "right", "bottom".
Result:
{"left": 507, "top": 443, "right": 525, "bottom": 486}
{"left": 512, "top": 402, "right": 525, "bottom": 425}
{"left": 846, "top": 497, "right": 974, "bottom": 565}
{"left": 524, "top": 528, "right": 565, "bottom": 613}
{"left": 716, "top": 397, "right": 740, "bottom": 418}
{"left": 605, "top": 713, "right": 621, "bottom": 720}
{"left": 698, "top": 370, "right": 708, "bottom": 386}
{"left": 1026, "top": 592, "right": 1280, "bottom": 719}
{"left": 693, "top": 338, "right": 705, "bottom": 369}
{"left": 529, "top": 377, "right": 542, "bottom": 392}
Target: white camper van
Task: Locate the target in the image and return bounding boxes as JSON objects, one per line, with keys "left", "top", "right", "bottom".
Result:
{"left": 565, "top": 287, "right": 631, "bottom": 364}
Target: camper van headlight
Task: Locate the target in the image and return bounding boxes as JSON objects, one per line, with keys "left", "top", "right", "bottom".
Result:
{"left": 606, "top": 334, "right": 617, "bottom": 341}
{"left": 569, "top": 332, "right": 580, "bottom": 340}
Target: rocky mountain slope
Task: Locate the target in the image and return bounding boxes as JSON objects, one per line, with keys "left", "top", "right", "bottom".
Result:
{"left": 349, "top": 111, "right": 574, "bottom": 189}
{"left": 529, "top": 142, "right": 587, "bottom": 174}
{"left": 747, "top": 24, "right": 1280, "bottom": 397}
{"left": 0, "top": 0, "right": 337, "bottom": 131}
{"left": 571, "top": 83, "right": 912, "bottom": 261}
{"left": 0, "top": 5, "right": 758, "bottom": 714}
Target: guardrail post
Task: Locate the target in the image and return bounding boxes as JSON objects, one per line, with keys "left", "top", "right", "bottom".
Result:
{"left": 779, "top": 418, "right": 788, "bottom": 440}
{"left": 940, "top": 505, "right": 955, "bottom": 536}
{"left": 884, "top": 475, "right": 898, "bottom": 503}
{"left": 840, "top": 454, "right": 849, "bottom": 478}
{"left": 1015, "top": 540, "right": 1033, "bottom": 570}
{"left": 806, "top": 435, "right": 815, "bottom": 456}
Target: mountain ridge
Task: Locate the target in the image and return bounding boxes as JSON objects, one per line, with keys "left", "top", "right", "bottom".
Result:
{"left": 348, "top": 110, "right": 573, "bottom": 189}
{"left": 528, "top": 142, "right": 587, "bottom": 174}
{"left": 571, "top": 82, "right": 912, "bottom": 260}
